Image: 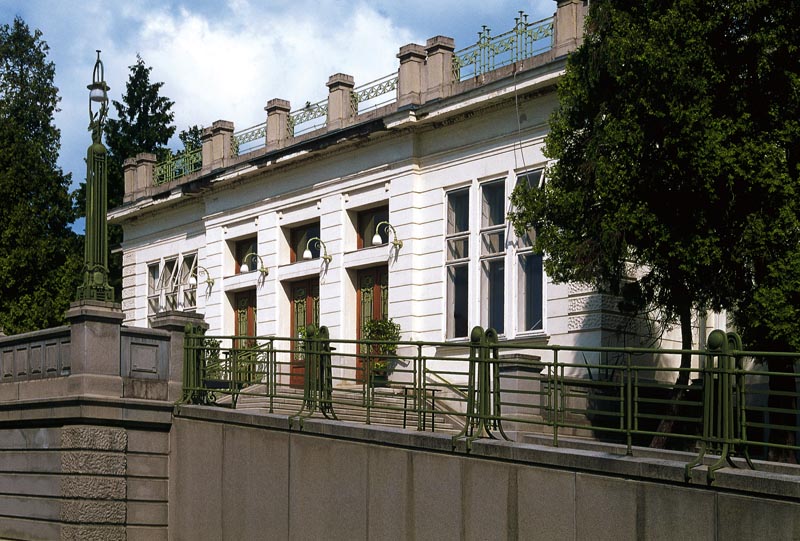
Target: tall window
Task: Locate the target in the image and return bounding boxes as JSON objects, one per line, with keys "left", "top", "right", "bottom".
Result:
{"left": 446, "top": 188, "right": 470, "bottom": 339}
{"left": 147, "top": 253, "right": 197, "bottom": 319}
{"left": 515, "top": 170, "right": 544, "bottom": 333}
{"left": 481, "top": 180, "right": 506, "bottom": 334}
{"left": 444, "top": 169, "right": 545, "bottom": 340}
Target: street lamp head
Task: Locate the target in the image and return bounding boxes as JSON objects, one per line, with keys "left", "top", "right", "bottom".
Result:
{"left": 87, "top": 50, "right": 109, "bottom": 144}
{"left": 87, "top": 50, "right": 109, "bottom": 106}
{"left": 372, "top": 221, "right": 403, "bottom": 250}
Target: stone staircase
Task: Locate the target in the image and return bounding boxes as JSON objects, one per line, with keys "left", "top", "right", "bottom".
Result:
{"left": 217, "top": 384, "right": 462, "bottom": 433}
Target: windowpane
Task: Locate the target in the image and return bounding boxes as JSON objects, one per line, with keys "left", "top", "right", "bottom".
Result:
{"left": 148, "top": 263, "right": 159, "bottom": 296}
{"left": 481, "top": 230, "right": 505, "bottom": 256}
{"left": 447, "top": 264, "right": 469, "bottom": 339}
{"left": 447, "top": 189, "right": 469, "bottom": 234}
{"left": 358, "top": 206, "right": 389, "bottom": 248}
{"left": 481, "top": 181, "right": 505, "bottom": 228}
{"left": 518, "top": 253, "right": 543, "bottom": 331}
{"left": 482, "top": 259, "right": 505, "bottom": 334}
{"left": 515, "top": 170, "right": 542, "bottom": 248}
{"left": 447, "top": 237, "right": 469, "bottom": 261}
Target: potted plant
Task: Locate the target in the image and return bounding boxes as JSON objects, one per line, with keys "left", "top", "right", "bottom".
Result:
{"left": 362, "top": 318, "right": 401, "bottom": 387}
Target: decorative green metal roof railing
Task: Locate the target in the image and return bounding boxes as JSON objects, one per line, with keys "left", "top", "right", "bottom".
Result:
{"left": 182, "top": 326, "right": 800, "bottom": 473}
{"left": 453, "top": 12, "right": 554, "bottom": 82}
{"left": 350, "top": 72, "right": 399, "bottom": 116}
{"left": 231, "top": 122, "right": 267, "bottom": 157}
{"left": 288, "top": 98, "right": 329, "bottom": 138}
{"left": 153, "top": 146, "right": 202, "bottom": 185}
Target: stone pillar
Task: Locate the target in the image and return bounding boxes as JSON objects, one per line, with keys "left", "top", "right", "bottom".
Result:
{"left": 553, "top": 0, "right": 586, "bottom": 57}
{"left": 266, "top": 98, "right": 291, "bottom": 148}
{"left": 60, "top": 425, "right": 127, "bottom": 539}
{"left": 326, "top": 73, "right": 355, "bottom": 131}
{"left": 201, "top": 120, "right": 235, "bottom": 173}
{"left": 136, "top": 152, "right": 156, "bottom": 191}
{"left": 397, "top": 43, "right": 426, "bottom": 108}
{"left": 123, "top": 157, "right": 136, "bottom": 202}
{"left": 150, "top": 310, "right": 208, "bottom": 402}
{"left": 424, "top": 36, "right": 455, "bottom": 102}
{"left": 122, "top": 153, "right": 156, "bottom": 203}
{"left": 66, "top": 300, "right": 125, "bottom": 397}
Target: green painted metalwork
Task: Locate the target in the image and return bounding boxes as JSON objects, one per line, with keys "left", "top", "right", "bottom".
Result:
{"left": 288, "top": 99, "right": 328, "bottom": 137}
{"left": 231, "top": 122, "right": 267, "bottom": 156}
{"left": 180, "top": 327, "right": 800, "bottom": 471}
{"left": 153, "top": 146, "right": 202, "bottom": 186}
{"left": 351, "top": 73, "right": 399, "bottom": 116}
{"left": 453, "top": 12, "right": 554, "bottom": 82}
{"left": 291, "top": 325, "right": 336, "bottom": 424}
{"left": 77, "top": 50, "right": 114, "bottom": 303}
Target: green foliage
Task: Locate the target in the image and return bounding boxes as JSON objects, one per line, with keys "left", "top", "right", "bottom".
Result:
{"left": 509, "top": 0, "right": 800, "bottom": 352}
{"left": 362, "top": 318, "right": 401, "bottom": 370}
{"left": 0, "top": 18, "right": 81, "bottom": 334}
{"left": 179, "top": 124, "right": 203, "bottom": 153}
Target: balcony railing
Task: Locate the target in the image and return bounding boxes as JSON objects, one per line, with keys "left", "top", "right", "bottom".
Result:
{"left": 453, "top": 12, "right": 554, "bottom": 82}
{"left": 154, "top": 146, "right": 202, "bottom": 185}
{"left": 182, "top": 326, "right": 800, "bottom": 474}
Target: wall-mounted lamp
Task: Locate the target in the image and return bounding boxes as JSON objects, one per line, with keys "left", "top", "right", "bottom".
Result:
{"left": 188, "top": 265, "right": 214, "bottom": 288}
{"left": 302, "top": 237, "right": 332, "bottom": 263}
{"left": 240, "top": 253, "right": 269, "bottom": 276}
{"left": 372, "top": 221, "right": 403, "bottom": 250}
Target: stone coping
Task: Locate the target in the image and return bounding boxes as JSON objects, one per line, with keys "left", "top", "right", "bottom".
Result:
{"left": 174, "top": 404, "right": 800, "bottom": 502}
{"left": 0, "top": 395, "right": 174, "bottom": 429}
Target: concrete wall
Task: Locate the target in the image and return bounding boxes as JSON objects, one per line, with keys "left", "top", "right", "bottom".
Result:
{"left": 0, "top": 399, "right": 172, "bottom": 541}
{"left": 171, "top": 406, "right": 800, "bottom": 541}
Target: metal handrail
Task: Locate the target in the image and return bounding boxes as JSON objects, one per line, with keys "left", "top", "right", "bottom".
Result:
{"left": 154, "top": 146, "right": 202, "bottom": 185}
{"left": 181, "top": 328, "right": 800, "bottom": 471}
{"left": 452, "top": 12, "right": 554, "bottom": 82}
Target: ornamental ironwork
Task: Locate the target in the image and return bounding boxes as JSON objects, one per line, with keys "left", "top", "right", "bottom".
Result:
{"left": 351, "top": 73, "right": 399, "bottom": 116}
{"left": 288, "top": 99, "right": 328, "bottom": 137}
{"left": 231, "top": 122, "right": 267, "bottom": 156}
{"left": 453, "top": 12, "right": 554, "bottom": 82}
{"left": 153, "top": 146, "right": 202, "bottom": 186}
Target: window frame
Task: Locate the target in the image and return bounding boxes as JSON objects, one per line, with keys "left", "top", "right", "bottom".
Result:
{"left": 146, "top": 252, "right": 198, "bottom": 320}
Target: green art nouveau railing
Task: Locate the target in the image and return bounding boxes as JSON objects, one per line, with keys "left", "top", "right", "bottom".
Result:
{"left": 181, "top": 325, "right": 800, "bottom": 474}
{"left": 453, "top": 12, "right": 554, "bottom": 81}
{"left": 153, "top": 147, "right": 202, "bottom": 185}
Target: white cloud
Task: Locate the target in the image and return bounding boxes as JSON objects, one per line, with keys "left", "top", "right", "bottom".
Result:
{"left": 1, "top": 0, "right": 555, "bottom": 197}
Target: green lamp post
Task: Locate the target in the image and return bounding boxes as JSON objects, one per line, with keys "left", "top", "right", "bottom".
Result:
{"left": 76, "top": 50, "right": 114, "bottom": 302}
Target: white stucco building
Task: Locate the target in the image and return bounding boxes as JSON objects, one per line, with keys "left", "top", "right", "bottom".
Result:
{"left": 111, "top": 2, "right": 649, "bottom": 368}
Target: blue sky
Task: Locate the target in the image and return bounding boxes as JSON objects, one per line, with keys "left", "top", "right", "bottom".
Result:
{"left": 1, "top": 0, "right": 555, "bottom": 231}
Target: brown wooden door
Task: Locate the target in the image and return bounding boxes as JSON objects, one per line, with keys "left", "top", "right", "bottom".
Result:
{"left": 290, "top": 280, "right": 319, "bottom": 388}
{"left": 357, "top": 266, "right": 388, "bottom": 382}
{"left": 234, "top": 290, "right": 257, "bottom": 383}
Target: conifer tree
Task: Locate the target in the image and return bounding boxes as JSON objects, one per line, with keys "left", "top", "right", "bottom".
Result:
{"left": 0, "top": 17, "right": 81, "bottom": 334}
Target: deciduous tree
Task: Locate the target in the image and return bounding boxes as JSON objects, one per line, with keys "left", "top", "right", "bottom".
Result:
{"left": 509, "top": 0, "right": 799, "bottom": 454}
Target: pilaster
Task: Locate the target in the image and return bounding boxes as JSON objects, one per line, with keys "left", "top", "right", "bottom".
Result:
{"left": 553, "top": 0, "right": 586, "bottom": 57}
{"left": 397, "top": 43, "right": 426, "bottom": 108}
{"left": 65, "top": 301, "right": 125, "bottom": 397}
{"left": 150, "top": 310, "right": 209, "bottom": 402}
{"left": 326, "top": 73, "right": 355, "bottom": 131}
{"left": 424, "top": 36, "right": 455, "bottom": 102}
{"left": 266, "top": 98, "right": 291, "bottom": 149}
{"left": 201, "top": 120, "right": 235, "bottom": 173}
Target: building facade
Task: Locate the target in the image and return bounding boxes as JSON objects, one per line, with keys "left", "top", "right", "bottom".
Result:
{"left": 112, "top": 2, "right": 652, "bottom": 371}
